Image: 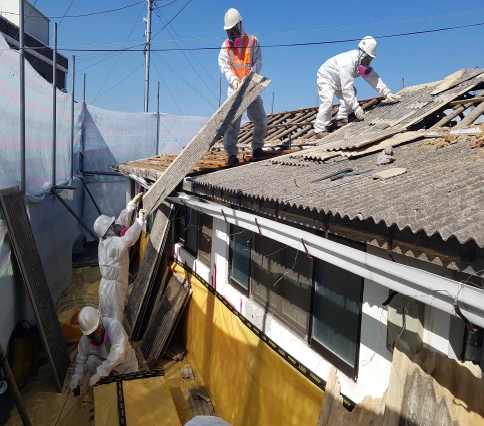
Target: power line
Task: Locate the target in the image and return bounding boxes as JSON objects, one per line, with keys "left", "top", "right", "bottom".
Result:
{"left": 57, "top": 0, "right": 76, "bottom": 27}
{"left": 154, "top": 8, "right": 218, "bottom": 102}
{"left": 150, "top": 0, "right": 193, "bottom": 41}
{"left": 152, "top": 58, "right": 184, "bottom": 114}
{"left": 92, "top": 4, "right": 145, "bottom": 103}
{"left": 24, "top": 0, "right": 39, "bottom": 24}
{"left": 2, "top": 1, "right": 144, "bottom": 19}
{"left": 92, "top": 61, "right": 145, "bottom": 103}
{"left": 155, "top": 6, "right": 221, "bottom": 90}
{"left": 55, "top": 20, "right": 484, "bottom": 52}
{"left": 153, "top": 51, "right": 216, "bottom": 109}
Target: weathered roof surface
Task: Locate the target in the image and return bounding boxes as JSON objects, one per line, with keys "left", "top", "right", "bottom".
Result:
{"left": 191, "top": 128, "right": 484, "bottom": 247}
{"left": 115, "top": 69, "right": 484, "bottom": 248}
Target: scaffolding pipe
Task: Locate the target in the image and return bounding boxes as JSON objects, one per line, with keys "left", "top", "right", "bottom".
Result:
{"left": 19, "top": 0, "right": 26, "bottom": 195}
{"left": 51, "top": 188, "right": 99, "bottom": 240}
{"left": 83, "top": 73, "right": 86, "bottom": 104}
{"left": 0, "top": 342, "right": 32, "bottom": 426}
{"left": 79, "top": 176, "right": 102, "bottom": 215}
{"left": 218, "top": 78, "right": 222, "bottom": 107}
{"left": 70, "top": 55, "right": 75, "bottom": 181}
{"left": 271, "top": 92, "right": 274, "bottom": 114}
{"left": 156, "top": 81, "right": 160, "bottom": 155}
{"left": 52, "top": 23, "right": 57, "bottom": 186}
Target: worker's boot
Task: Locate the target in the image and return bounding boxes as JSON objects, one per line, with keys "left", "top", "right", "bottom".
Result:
{"left": 313, "top": 130, "right": 329, "bottom": 139}
{"left": 228, "top": 155, "right": 239, "bottom": 165}
{"left": 252, "top": 148, "right": 271, "bottom": 158}
{"left": 335, "top": 118, "right": 348, "bottom": 128}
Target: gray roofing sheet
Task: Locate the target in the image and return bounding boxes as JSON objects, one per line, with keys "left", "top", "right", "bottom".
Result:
{"left": 302, "top": 68, "right": 484, "bottom": 152}
{"left": 192, "top": 137, "right": 484, "bottom": 247}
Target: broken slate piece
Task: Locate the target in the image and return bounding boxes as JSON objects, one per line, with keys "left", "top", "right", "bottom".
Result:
{"left": 376, "top": 147, "right": 395, "bottom": 165}
{"left": 372, "top": 168, "right": 407, "bottom": 180}
{"left": 182, "top": 365, "right": 195, "bottom": 381}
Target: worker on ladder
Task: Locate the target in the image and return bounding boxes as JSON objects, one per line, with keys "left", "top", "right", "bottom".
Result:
{"left": 313, "top": 36, "right": 402, "bottom": 138}
{"left": 219, "top": 8, "right": 268, "bottom": 165}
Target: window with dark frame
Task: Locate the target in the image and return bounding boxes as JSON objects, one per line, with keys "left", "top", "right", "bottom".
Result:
{"left": 197, "top": 213, "right": 213, "bottom": 266}
{"left": 310, "top": 235, "right": 365, "bottom": 379}
{"left": 175, "top": 205, "right": 198, "bottom": 258}
{"left": 228, "top": 224, "right": 252, "bottom": 295}
{"left": 250, "top": 233, "right": 312, "bottom": 337}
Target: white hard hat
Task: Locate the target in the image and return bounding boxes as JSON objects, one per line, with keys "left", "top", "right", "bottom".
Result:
{"left": 224, "top": 8, "right": 242, "bottom": 30}
{"left": 78, "top": 306, "right": 100, "bottom": 335}
{"left": 93, "top": 214, "right": 115, "bottom": 239}
{"left": 358, "top": 36, "right": 377, "bottom": 58}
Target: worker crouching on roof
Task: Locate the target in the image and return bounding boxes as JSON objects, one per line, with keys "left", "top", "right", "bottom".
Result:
{"left": 93, "top": 192, "right": 146, "bottom": 322}
{"left": 219, "top": 8, "right": 268, "bottom": 165}
{"left": 313, "top": 36, "right": 401, "bottom": 138}
{"left": 70, "top": 307, "right": 138, "bottom": 389}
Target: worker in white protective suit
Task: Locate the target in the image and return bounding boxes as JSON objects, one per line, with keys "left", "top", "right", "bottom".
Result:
{"left": 219, "top": 8, "right": 268, "bottom": 165}
{"left": 93, "top": 192, "right": 146, "bottom": 322}
{"left": 69, "top": 306, "right": 138, "bottom": 390}
{"left": 313, "top": 36, "right": 401, "bottom": 138}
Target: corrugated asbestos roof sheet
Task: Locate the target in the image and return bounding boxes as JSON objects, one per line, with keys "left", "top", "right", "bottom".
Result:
{"left": 192, "top": 133, "right": 484, "bottom": 247}
{"left": 115, "top": 68, "right": 484, "bottom": 248}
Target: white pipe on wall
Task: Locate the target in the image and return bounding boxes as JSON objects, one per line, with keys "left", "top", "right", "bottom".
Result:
{"left": 168, "top": 194, "right": 484, "bottom": 329}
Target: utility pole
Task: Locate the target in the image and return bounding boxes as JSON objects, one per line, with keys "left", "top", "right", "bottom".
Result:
{"left": 144, "top": 0, "right": 153, "bottom": 112}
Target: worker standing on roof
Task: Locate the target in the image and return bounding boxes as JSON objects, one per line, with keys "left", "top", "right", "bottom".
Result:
{"left": 69, "top": 306, "right": 138, "bottom": 390}
{"left": 219, "top": 8, "right": 268, "bottom": 165}
{"left": 313, "top": 36, "right": 401, "bottom": 138}
{"left": 93, "top": 193, "right": 146, "bottom": 322}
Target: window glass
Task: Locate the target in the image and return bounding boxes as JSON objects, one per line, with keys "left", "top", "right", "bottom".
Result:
{"left": 250, "top": 234, "right": 312, "bottom": 336}
{"left": 311, "top": 235, "right": 364, "bottom": 376}
{"left": 229, "top": 225, "right": 252, "bottom": 292}
{"left": 198, "top": 214, "right": 213, "bottom": 266}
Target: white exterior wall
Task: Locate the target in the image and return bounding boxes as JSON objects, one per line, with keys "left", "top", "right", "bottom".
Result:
{"left": 175, "top": 215, "right": 469, "bottom": 403}
{"left": 0, "top": 0, "right": 49, "bottom": 45}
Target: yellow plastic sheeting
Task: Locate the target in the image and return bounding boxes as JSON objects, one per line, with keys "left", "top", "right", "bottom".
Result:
{"left": 174, "top": 263, "right": 324, "bottom": 426}
{"left": 94, "top": 376, "right": 182, "bottom": 426}
{"left": 94, "top": 382, "right": 119, "bottom": 426}
{"left": 124, "top": 376, "right": 182, "bottom": 426}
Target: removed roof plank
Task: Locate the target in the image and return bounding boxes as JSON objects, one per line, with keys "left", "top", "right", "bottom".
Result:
{"left": 372, "top": 168, "right": 407, "bottom": 180}
{"left": 143, "top": 73, "right": 271, "bottom": 215}
{"left": 123, "top": 201, "right": 174, "bottom": 340}
{"left": 186, "top": 387, "right": 215, "bottom": 416}
{"left": 0, "top": 186, "right": 70, "bottom": 392}
{"left": 140, "top": 274, "right": 192, "bottom": 368}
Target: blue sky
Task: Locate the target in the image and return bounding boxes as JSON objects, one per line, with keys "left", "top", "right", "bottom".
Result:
{"left": 34, "top": 0, "right": 484, "bottom": 117}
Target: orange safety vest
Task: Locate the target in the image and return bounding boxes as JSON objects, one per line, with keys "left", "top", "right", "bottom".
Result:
{"left": 225, "top": 34, "right": 256, "bottom": 79}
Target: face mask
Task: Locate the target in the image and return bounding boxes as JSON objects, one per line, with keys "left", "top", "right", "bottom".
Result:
{"left": 119, "top": 226, "right": 128, "bottom": 237}
{"left": 358, "top": 65, "right": 373, "bottom": 76}
{"left": 226, "top": 24, "right": 242, "bottom": 47}
{"left": 89, "top": 330, "right": 108, "bottom": 348}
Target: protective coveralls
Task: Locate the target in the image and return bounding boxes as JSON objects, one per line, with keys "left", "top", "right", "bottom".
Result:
{"left": 98, "top": 201, "right": 143, "bottom": 322}
{"left": 72, "top": 316, "right": 138, "bottom": 383}
{"left": 218, "top": 23, "right": 268, "bottom": 157}
{"left": 313, "top": 49, "right": 391, "bottom": 134}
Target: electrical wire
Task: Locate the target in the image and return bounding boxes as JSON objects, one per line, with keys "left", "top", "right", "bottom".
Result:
{"left": 91, "top": 4, "right": 145, "bottom": 103}
{"left": 24, "top": 0, "right": 39, "bottom": 24}
{"left": 92, "top": 61, "right": 145, "bottom": 103}
{"left": 2, "top": 1, "right": 144, "bottom": 19}
{"left": 155, "top": 6, "right": 222, "bottom": 91}
{"left": 153, "top": 51, "right": 217, "bottom": 109}
{"left": 57, "top": 0, "right": 76, "bottom": 28}
{"left": 150, "top": 0, "right": 193, "bottom": 41}
{"left": 152, "top": 59, "right": 184, "bottom": 114}
{"left": 154, "top": 9, "right": 218, "bottom": 102}
{"left": 55, "top": 21, "right": 484, "bottom": 52}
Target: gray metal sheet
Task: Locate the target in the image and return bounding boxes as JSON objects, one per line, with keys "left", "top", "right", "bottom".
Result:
{"left": 0, "top": 186, "right": 70, "bottom": 392}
